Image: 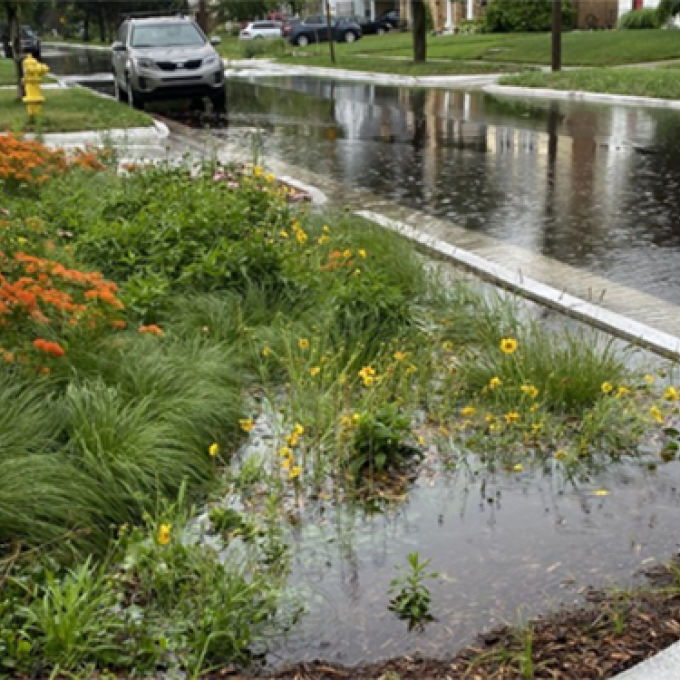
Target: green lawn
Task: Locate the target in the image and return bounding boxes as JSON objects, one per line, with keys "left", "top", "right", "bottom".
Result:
{"left": 0, "top": 87, "right": 152, "bottom": 132}
{"left": 500, "top": 67, "right": 680, "bottom": 99}
{"left": 275, "top": 52, "right": 531, "bottom": 75}
{"left": 310, "top": 29, "right": 680, "bottom": 67}
{"left": 0, "top": 59, "right": 19, "bottom": 86}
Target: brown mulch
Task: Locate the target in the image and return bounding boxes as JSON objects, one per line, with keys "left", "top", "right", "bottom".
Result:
{"left": 220, "top": 556, "right": 680, "bottom": 680}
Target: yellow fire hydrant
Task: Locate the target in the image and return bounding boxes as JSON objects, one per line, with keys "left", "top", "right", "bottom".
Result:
{"left": 22, "top": 55, "right": 49, "bottom": 117}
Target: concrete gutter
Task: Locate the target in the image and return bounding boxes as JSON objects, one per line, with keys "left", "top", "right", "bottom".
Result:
{"left": 33, "top": 119, "right": 169, "bottom": 147}
{"left": 224, "top": 58, "right": 504, "bottom": 88}
{"left": 610, "top": 641, "right": 680, "bottom": 680}
{"left": 484, "top": 84, "right": 680, "bottom": 110}
{"left": 357, "top": 210, "right": 680, "bottom": 360}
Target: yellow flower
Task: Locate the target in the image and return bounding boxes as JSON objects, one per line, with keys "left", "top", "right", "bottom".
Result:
{"left": 394, "top": 351, "right": 407, "bottom": 362}
{"left": 460, "top": 406, "right": 476, "bottom": 418}
{"left": 359, "top": 366, "right": 376, "bottom": 380}
{"left": 294, "top": 423, "right": 305, "bottom": 436}
{"left": 405, "top": 364, "right": 417, "bottom": 375}
{"left": 296, "top": 229, "right": 308, "bottom": 244}
{"left": 262, "top": 346, "right": 272, "bottom": 357}
{"left": 298, "top": 338, "right": 310, "bottom": 350}
{"left": 209, "top": 442, "right": 219, "bottom": 457}
{"left": 279, "top": 446, "right": 292, "bottom": 458}
{"left": 529, "top": 403, "right": 539, "bottom": 412}
{"left": 601, "top": 382, "right": 613, "bottom": 394}
{"left": 504, "top": 411, "right": 520, "bottom": 424}
{"left": 358, "top": 249, "right": 367, "bottom": 259}
{"left": 338, "top": 373, "right": 347, "bottom": 385}
{"left": 438, "top": 426, "right": 450, "bottom": 435}
{"left": 253, "top": 165, "right": 264, "bottom": 176}
{"left": 363, "top": 375, "right": 375, "bottom": 387}
{"left": 286, "top": 433, "right": 299, "bottom": 447}
{"left": 664, "top": 386, "right": 679, "bottom": 402}
{"left": 500, "top": 338, "right": 518, "bottom": 354}
{"left": 650, "top": 405, "right": 664, "bottom": 424}
{"left": 289, "top": 465, "right": 302, "bottom": 479}
{"left": 340, "top": 415, "right": 353, "bottom": 428}
{"left": 279, "top": 230, "right": 289, "bottom": 239}
{"left": 512, "top": 463, "right": 523, "bottom": 472}
{"left": 322, "top": 225, "right": 330, "bottom": 233}
{"left": 281, "top": 457, "right": 292, "bottom": 469}
{"left": 554, "top": 449, "right": 568, "bottom": 460}
{"left": 594, "top": 489, "right": 610, "bottom": 497}
{"left": 239, "top": 418, "right": 254, "bottom": 433}
{"left": 521, "top": 385, "right": 539, "bottom": 399}
{"left": 343, "top": 249, "right": 352, "bottom": 258}
{"left": 265, "top": 172, "right": 275, "bottom": 183}
{"left": 353, "top": 269, "right": 361, "bottom": 276}
{"left": 489, "top": 377, "right": 501, "bottom": 389}
{"left": 531, "top": 423, "right": 542, "bottom": 435}
{"left": 616, "top": 386, "right": 630, "bottom": 398}
{"left": 317, "top": 234, "right": 330, "bottom": 244}
{"left": 485, "top": 414, "right": 495, "bottom": 423}
{"left": 352, "top": 412, "right": 361, "bottom": 425}
{"left": 158, "top": 523, "right": 171, "bottom": 546}
{"left": 442, "top": 341, "right": 454, "bottom": 351}
{"left": 644, "top": 374, "right": 655, "bottom": 385}
{"left": 310, "top": 366, "right": 321, "bottom": 376}
{"left": 418, "top": 436, "right": 425, "bottom": 446}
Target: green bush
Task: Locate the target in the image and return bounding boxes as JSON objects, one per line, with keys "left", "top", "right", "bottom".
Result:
{"left": 618, "top": 8, "right": 660, "bottom": 28}
{"left": 483, "top": 0, "right": 575, "bottom": 32}
{"left": 458, "top": 19, "right": 486, "bottom": 35}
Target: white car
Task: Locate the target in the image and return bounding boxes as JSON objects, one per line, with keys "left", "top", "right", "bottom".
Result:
{"left": 239, "top": 21, "right": 282, "bottom": 40}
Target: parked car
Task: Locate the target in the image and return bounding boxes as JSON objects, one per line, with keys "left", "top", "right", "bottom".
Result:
{"left": 0, "top": 24, "right": 41, "bottom": 59}
{"left": 111, "top": 14, "right": 225, "bottom": 110}
{"left": 375, "top": 9, "right": 400, "bottom": 28}
{"left": 353, "top": 16, "right": 392, "bottom": 35}
{"left": 239, "top": 20, "right": 282, "bottom": 40}
{"left": 287, "top": 16, "right": 361, "bottom": 46}
{"left": 282, "top": 18, "right": 302, "bottom": 39}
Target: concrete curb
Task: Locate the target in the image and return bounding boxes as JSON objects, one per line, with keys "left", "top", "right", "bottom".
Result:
{"left": 484, "top": 84, "right": 680, "bottom": 109}
{"left": 356, "top": 210, "right": 680, "bottom": 360}
{"left": 610, "top": 640, "right": 680, "bottom": 679}
{"left": 42, "top": 41, "right": 110, "bottom": 52}
{"left": 224, "top": 59, "right": 504, "bottom": 88}
{"left": 33, "top": 119, "right": 169, "bottom": 147}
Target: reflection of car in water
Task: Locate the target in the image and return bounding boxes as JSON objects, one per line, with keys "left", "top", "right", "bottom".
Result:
{"left": 0, "top": 25, "right": 41, "bottom": 60}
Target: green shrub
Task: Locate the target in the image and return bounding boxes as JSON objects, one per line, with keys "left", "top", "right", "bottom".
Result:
{"left": 483, "top": 0, "right": 574, "bottom": 32}
{"left": 618, "top": 8, "right": 660, "bottom": 28}
{"left": 241, "top": 37, "right": 289, "bottom": 58}
{"left": 458, "top": 19, "right": 486, "bottom": 35}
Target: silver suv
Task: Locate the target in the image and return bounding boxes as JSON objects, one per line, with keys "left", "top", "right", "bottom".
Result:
{"left": 111, "top": 15, "right": 225, "bottom": 110}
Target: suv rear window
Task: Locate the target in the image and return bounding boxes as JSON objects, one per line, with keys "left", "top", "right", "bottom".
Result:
{"left": 130, "top": 22, "right": 204, "bottom": 48}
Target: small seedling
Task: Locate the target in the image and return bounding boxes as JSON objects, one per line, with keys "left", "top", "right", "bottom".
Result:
{"left": 388, "top": 552, "right": 438, "bottom": 628}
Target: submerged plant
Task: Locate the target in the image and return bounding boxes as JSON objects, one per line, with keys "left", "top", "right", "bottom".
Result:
{"left": 388, "top": 552, "right": 439, "bottom": 627}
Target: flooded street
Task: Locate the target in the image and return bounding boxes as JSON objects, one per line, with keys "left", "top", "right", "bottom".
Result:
{"left": 42, "top": 47, "right": 680, "bottom": 666}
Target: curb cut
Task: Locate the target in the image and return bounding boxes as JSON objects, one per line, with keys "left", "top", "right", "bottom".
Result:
{"left": 484, "top": 84, "right": 680, "bottom": 109}
{"left": 357, "top": 210, "right": 680, "bottom": 361}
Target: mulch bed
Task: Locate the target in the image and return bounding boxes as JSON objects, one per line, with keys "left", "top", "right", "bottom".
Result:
{"left": 220, "top": 555, "right": 680, "bottom": 680}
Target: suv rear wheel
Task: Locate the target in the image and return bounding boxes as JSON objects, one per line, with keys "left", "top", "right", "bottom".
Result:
{"left": 344, "top": 31, "right": 357, "bottom": 43}
{"left": 296, "top": 34, "right": 310, "bottom": 47}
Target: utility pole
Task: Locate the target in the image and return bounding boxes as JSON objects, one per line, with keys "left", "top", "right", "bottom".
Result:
{"left": 325, "top": 0, "right": 336, "bottom": 65}
{"left": 551, "top": 0, "right": 562, "bottom": 71}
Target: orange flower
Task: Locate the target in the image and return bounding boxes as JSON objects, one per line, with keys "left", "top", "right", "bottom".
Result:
{"left": 33, "top": 339, "right": 65, "bottom": 358}
{"left": 139, "top": 324, "right": 164, "bottom": 337}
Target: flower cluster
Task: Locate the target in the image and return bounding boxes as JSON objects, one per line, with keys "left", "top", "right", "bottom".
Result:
{"left": 0, "top": 134, "right": 104, "bottom": 190}
{"left": 279, "top": 423, "right": 304, "bottom": 480}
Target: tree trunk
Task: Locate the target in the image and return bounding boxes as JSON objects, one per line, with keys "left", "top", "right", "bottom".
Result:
{"left": 551, "top": 0, "right": 562, "bottom": 71}
{"left": 83, "top": 16, "right": 90, "bottom": 42}
{"left": 411, "top": 0, "right": 427, "bottom": 63}
{"left": 98, "top": 7, "right": 106, "bottom": 44}
{"left": 7, "top": 4, "right": 24, "bottom": 98}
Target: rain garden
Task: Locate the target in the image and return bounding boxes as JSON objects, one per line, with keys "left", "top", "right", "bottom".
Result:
{"left": 0, "top": 133, "right": 679, "bottom": 677}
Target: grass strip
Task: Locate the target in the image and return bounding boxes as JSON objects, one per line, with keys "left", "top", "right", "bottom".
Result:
{"left": 0, "top": 86, "right": 152, "bottom": 132}
{"left": 500, "top": 67, "right": 680, "bottom": 100}
{"left": 0, "top": 59, "right": 19, "bottom": 87}
{"left": 274, "top": 53, "right": 528, "bottom": 75}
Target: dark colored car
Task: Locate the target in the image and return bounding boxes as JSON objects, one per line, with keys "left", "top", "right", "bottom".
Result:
{"left": 287, "top": 16, "right": 361, "bottom": 46}
{"left": 282, "top": 18, "right": 302, "bottom": 39}
{"left": 1, "top": 25, "right": 41, "bottom": 59}
{"left": 375, "top": 9, "right": 400, "bottom": 28}
{"left": 353, "top": 16, "right": 392, "bottom": 35}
